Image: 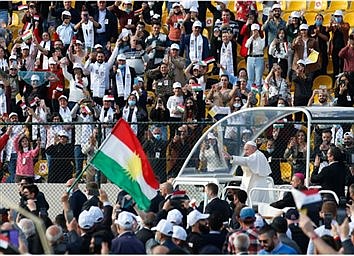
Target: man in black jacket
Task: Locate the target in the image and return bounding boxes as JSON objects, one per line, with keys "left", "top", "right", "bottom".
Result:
{"left": 204, "top": 183, "right": 232, "bottom": 223}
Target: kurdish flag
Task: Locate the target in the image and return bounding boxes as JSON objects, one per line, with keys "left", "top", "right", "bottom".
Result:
{"left": 91, "top": 119, "right": 159, "bottom": 211}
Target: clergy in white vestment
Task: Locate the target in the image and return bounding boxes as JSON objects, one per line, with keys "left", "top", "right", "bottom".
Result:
{"left": 230, "top": 141, "right": 272, "bottom": 202}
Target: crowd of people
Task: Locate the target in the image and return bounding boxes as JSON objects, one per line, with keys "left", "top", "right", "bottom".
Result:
{"left": 0, "top": 0, "right": 353, "bottom": 254}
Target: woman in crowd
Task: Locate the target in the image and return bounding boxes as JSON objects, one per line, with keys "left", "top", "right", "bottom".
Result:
{"left": 284, "top": 130, "right": 307, "bottom": 176}
{"left": 269, "top": 28, "right": 288, "bottom": 78}
{"left": 264, "top": 64, "right": 291, "bottom": 106}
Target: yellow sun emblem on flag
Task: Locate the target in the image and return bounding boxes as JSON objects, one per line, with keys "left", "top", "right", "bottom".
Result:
{"left": 125, "top": 152, "right": 142, "bottom": 180}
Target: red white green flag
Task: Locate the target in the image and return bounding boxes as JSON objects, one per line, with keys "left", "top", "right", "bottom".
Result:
{"left": 91, "top": 119, "right": 159, "bottom": 211}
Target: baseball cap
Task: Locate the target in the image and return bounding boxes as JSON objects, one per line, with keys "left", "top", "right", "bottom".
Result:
{"left": 291, "top": 11, "right": 300, "bottom": 18}
{"left": 166, "top": 209, "right": 183, "bottom": 225}
{"left": 299, "top": 24, "right": 309, "bottom": 30}
{"left": 251, "top": 23, "right": 260, "bottom": 31}
{"left": 73, "top": 63, "right": 83, "bottom": 70}
{"left": 58, "top": 95, "right": 68, "bottom": 101}
{"left": 21, "top": 45, "right": 29, "bottom": 50}
{"left": 94, "top": 44, "right": 103, "bottom": 49}
{"left": 172, "top": 2, "right": 180, "bottom": 8}
{"left": 172, "top": 226, "right": 187, "bottom": 241}
{"left": 239, "top": 207, "right": 256, "bottom": 220}
{"left": 344, "top": 132, "right": 353, "bottom": 138}
{"left": 78, "top": 210, "right": 95, "bottom": 229}
{"left": 193, "top": 20, "right": 202, "bottom": 28}
{"left": 123, "top": 0, "right": 132, "bottom": 4}
{"left": 171, "top": 43, "right": 180, "bottom": 50}
{"left": 285, "top": 208, "right": 300, "bottom": 221}
{"left": 193, "top": 64, "right": 200, "bottom": 70}
{"left": 75, "top": 40, "right": 83, "bottom": 45}
{"left": 117, "top": 53, "right": 126, "bottom": 61}
{"left": 187, "top": 210, "right": 209, "bottom": 227}
{"left": 57, "top": 130, "right": 69, "bottom": 137}
{"left": 62, "top": 10, "right": 71, "bottom": 17}
{"left": 137, "top": 77, "right": 144, "bottom": 82}
{"left": 31, "top": 74, "right": 40, "bottom": 81}
{"left": 9, "top": 112, "right": 18, "bottom": 119}
{"left": 151, "top": 219, "right": 173, "bottom": 236}
{"left": 114, "top": 211, "right": 135, "bottom": 229}
{"left": 334, "top": 10, "right": 343, "bottom": 16}
{"left": 9, "top": 55, "right": 17, "bottom": 60}
{"left": 173, "top": 82, "right": 182, "bottom": 89}
{"left": 271, "top": 3, "right": 281, "bottom": 10}
{"left": 190, "top": 6, "right": 198, "bottom": 13}
{"left": 89, "top": 206, "right": 104, "bottom": 223}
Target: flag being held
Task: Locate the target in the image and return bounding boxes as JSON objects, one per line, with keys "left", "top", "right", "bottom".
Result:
{"left": 90, "top": 119, "right": 159, "bottom": 211}
{"left": 291, "top": 188, "right": 322, "bottom": 214}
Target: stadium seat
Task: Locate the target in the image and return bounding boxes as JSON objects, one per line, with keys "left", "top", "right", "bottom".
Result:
{"left": 308, "top": 0, "right": 327, "bottom": 11}
{"left": 237, "top": 59, "right": 246, "bottom": 71}
{"left": 327, "top": 58, "right": 333, "bottom": 75}
{"left": 287, "top": 1, "right": 306, "bottom": 11}
{"left": 344, "top": 12, "right": 354, "bottom": 28}
{"left": 322, "top": 12, "right": 333, "bottom": 26}
{"left": 326, "top": 0, "right": 348, "bottom": 12}
{"left": 312, "top": 75, "right": 333, "bottom": 90}
{"left": 280, "top": 162, "right": 292, "bottom": 183}
{"left": 11, "top": 12, "right": 20, "bottom": 26}
{"left": 349, "top": 1, "right": 354, "bottom": 11}
{"left": 282, "top": 12, "right": 291, "bottom": 23}
{"left": 256, "top": 1, "right": 263, "bottom": 11}
{"left": 304, "top": 12, "right": 317, "bottom": 24}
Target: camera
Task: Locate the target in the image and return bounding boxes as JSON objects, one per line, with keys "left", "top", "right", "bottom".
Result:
{"left": 324, "top": 213, "right": 332, "bottom": 229}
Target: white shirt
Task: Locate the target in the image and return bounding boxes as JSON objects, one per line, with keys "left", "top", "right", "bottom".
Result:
{"left": 166, "top": 95, "right": 184, "bottom": 118}
{"left": 56, "top": 22, "right": 76, "bottom": 45}
{"left": 82, "top": 20, "right": 95, "bottom": 49}
{"left": 97, "top": 9, "right": 106, "bottom": 33}
{"left": 84, "top": 46, "right": 118, "bottom": 98}
{"left": 245, "top": 35, "right": 265, "bottom": 56}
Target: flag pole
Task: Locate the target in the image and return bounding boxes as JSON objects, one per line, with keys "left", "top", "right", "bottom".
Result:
{"left": 67, "top": 120, "right": 121, "bottom": 193}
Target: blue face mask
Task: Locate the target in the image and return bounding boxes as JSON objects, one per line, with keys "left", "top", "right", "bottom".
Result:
{"left": 128, "top": 100, "right": 136, "bottom": 106}
{"left": 125, "top": 8, "right": 131, "bottom": 13}
{"left": 315, "top": 20, "right": 322, "bottom": 26}
{"left": 335, "top": 17, "right": 342, "bottom": 23}
{"left": 118, "top": 64, "right": 125, "bottom": 69}
{"left": 153, "top": 133, "right": 161, "bottom": 140}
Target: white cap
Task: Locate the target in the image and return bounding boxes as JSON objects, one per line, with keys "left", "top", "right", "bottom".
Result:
{"left": 31, "top": 74, "right": 40, "bottom": 81}
{"left": 216, "top": 0, "right": 228, "bottom": 5}
{"left": 299, "top": 23, "right": 309, "bottom": 30}
{"left": 207, "top": 133, "right": 216, "bottom": 140}
{"left": 114, "top": 211, "right": 135, "bottom": 229}
{"left": 78, "top": 210, "right": 95, "bottom": 229}
{"left": 137, "top": 76, "right": 144, "bottom": 82}
{"left": 171, "top": 43, "right": 180, "bottom": 50}
{"left": 193, "top": 64, "right": 200, "bottom": 70}
{"left": 9, "top": 112, "right": 18, "bottom": 118}
{"left": 152, "top": 14, "right": 160, "bottom": 19}
{"left": 9, "top": 55, "right": 17, "bottom": 60}
{"left": 190, "top": 6, "right": 199, "bottom": 13}
{"left": 89, "top": 206, "right": 104, "bottom": 223}
{"left": 21, "top": 45, "right": 29, "bottom": 50}
{"left": 58, "top": 95, "right": 68, "bottom": 101}
{"left": 291, "top": 11, "right": 300, "bottom": 18}
{"left": 117, "top": 53, "right": 126, "bottom": 61}
{"left": 48, "top": 57, "right": 56, "bottom": 65}
{"left": 245, "top": 141, "right": 257, "bottom": 147}
{"left": 57, "top": 130, "right": 69, "bottom": 137}
{"left": 271, "top": 3, "right": 281, "bottom": 10}
{"left": 166, "top": 209, "right": 183, "bottom": 225}
{"left": 151, "top": 219, "right": 173, "bottom": 236}
{"left": 187, "top": 210, "right": 209, "bottom": 227}
{"left": 62, "top": 10, "right": 71, "bottom": 17}
{"left": 334, "top": 10, "right": 343, "bottom": 16}
{"left": 172, "top": 226, "right": 187, "bottom": 241}
{"left": 123, "top": 0, "right": 132, "bottom": 4}
{"left": 75, "top": 40, "right": 83, "bottom": 45}
{"left": 193, "top": 20, "right": 202, "bottom": 28}
{"left": 251, "top": 23, "right": 260, "bottom": 31}
{"left": 9, "top": 64, "right": 17, "bottom": 70}
{"left": 172, "top": 2, "right": 180, "bottom": 8}
{"left": 173, "top": 82, "right": 182, "bottom": 89}
{"left": 297, "top": 59, "right": 306, "bottom": 66}
{"left": 94, "top": 44, "right": 103, "bottom": 49}
{"left": 73, "top": 63, "right": 83, "bottom": 70}
{"left": 0, "top": 81, "right": 4, "bottom": 86}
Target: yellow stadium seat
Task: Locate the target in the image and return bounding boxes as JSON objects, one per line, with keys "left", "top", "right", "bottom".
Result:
{"left": 322, "top": 12, "right": 333, "bottom": 26}
{"left": 327, "top": 58, "right": 333, "bottom": 75}
{"left": 280, "top": 162, "right": 292, "bottom": 183}
{"left": 202, "top": 29, "right": 209, "bottom": 39}
{"left": 312, "top": 75, "right": 333, "bottom": 90}
{"left": 349, "top": 2, "right": 354, "bottom": 11}
{"left": 304, "top": 12, "right": 318, "bottom": 23}
{"left": 344, "top": 12, "right": 354, "bottom": 27}
{"left": 237, "top": 59, "right": 246, "bottom": 71}
{"left": 287, "top": 1, "right": 307, "bottom": 11}
{"left": 308, "top": 0, "right": 327, "bottom": 11}
{"left": 282, "top": 12, "right": 292, "bottom": 23}
{"left": 11, "top": 12, "right": 20, "bottom": 26}
{"left": 256, "top": 1, "right": 263, "bottom": 11}
{"left": 327, "top": 0, "right": 348, "bottom": 11}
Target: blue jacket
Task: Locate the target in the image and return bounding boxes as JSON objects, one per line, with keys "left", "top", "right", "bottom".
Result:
{"left": 111, "top": 231, "right": 146, "bottom": 254}
{"left": 179, "top": 34, "right": 209, "bottom": 65}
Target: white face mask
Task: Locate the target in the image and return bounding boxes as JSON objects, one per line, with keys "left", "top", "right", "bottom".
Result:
{"left": 216, "top": 4, "right": 221, "bottom": 11}
{"left": 233, "top": 103, "right": 241, "bottom": 108}
{"left": 278, "top": 104, "right": 285, "bottom": 107}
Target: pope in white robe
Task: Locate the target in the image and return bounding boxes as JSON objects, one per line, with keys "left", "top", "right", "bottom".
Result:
{"left": 231, "top": 141, "right": 272, "bottom": 203}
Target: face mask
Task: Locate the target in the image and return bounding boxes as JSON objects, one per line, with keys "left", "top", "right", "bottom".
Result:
{"left": 267, "top": 148, "right": 274, "bottom": 153}
{"left": 315, "top": 20, "right": 322, "bottom": 26}
{"left": 125, "top": 8, "right": 131, "bottom": 13}
{"left": 335, "top": 17, "right": 342, "bottom": 23}
{"left": 153, "top": 133, "right": 161, "bottom": 140}
{"left": 128, "top": 100, "right": 136, "bottom": 106}
{"left": 118, "top": 64, "right": 125, "bottom": 69}
{"left": 0, "top": 88, "right": 3, "bottom": 95}
{"left": 233, "top": 103, "right": 241, "bottom": 108}
{"left": 278, "top": 104, "right": 285, "bottom": 107}
{"left": 216, "top": 4, "right": 221, "bottom": 11}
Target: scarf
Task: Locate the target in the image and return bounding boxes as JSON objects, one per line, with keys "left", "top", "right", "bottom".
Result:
{"left": 122, "top": 106, "right": 138, "bottom": 135}
{"left": 0, "top": 93, "right": 7, "bottom": 115}
{"left": 219, "top": 42, "right": 234, "bottom": 76}
{"left": 80, "top": 113, "right": 93, "bottom": 144}
{"left": 59, "top": 107, "right": 72, "bottom": 122}
{"left": 99, "top": 107, "right": 115, "bottom": 139}
{"left": 189, "top": 34, "right": 203, "bottom": 62}
{"left": 32, "top": 108, "right": 48, "bottom": 147}
{"left": 115, "top": 66, "right": 132, "bottom": 100}
{"left": 37, "top": 40, "right": 51, "bottom": 69}
{"left": 0, "top": 58, "right": 8, "bottom": 72}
